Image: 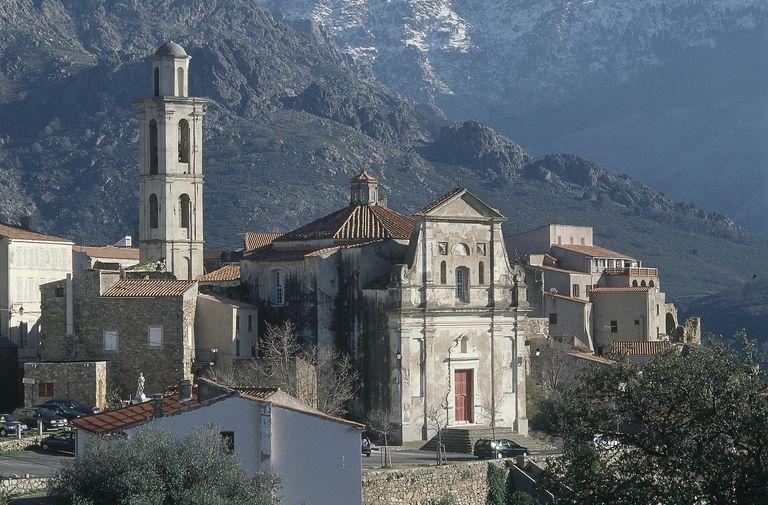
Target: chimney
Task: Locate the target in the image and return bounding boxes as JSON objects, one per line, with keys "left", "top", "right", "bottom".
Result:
{"left": 152, "top": 394, "right": 164, "bottom": 418}
{"left": 179, "top": 379, "right": 193, "bottom": 402}
{"left": 20, "top": 216, "right": 32, "bottom": 230}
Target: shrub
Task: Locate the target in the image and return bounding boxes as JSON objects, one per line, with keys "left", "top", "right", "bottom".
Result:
{"left": 507, "top": 491, "right": 540, "bottom": 505}
{"left": 50, "top": 426, "right": 280, "bottom": 505}
{"left": 486, "top": 463, "right": 507, "bottom": 505}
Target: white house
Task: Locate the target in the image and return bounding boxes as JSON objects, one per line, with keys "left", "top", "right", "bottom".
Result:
{"left": 73, "top": 378, "right": 364, "bottom": 505}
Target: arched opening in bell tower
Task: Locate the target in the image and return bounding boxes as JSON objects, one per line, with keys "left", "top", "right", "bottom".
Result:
{"left": 149, "top": 120, "right": 159, "bottom": 175}
{"left": 149, "top": 194, "right": 159, "bottom": 229}
{"left": 180, "top": 193, "right": 191, "bottom": 229}
{"left": 153, "top": 67, "right": 160, "bottom": 97}
{"left": 178, "top": 119, "right": 190, "bottom": 164}
{"left": 177, "top": 67, "right": 185, "bottom": 96}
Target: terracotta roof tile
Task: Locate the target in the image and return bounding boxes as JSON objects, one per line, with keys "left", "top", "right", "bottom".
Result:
{"left": 0, "top": 222, "right": 71, "bottom": 243}
{"left": 197, "top": 263, "right": 240, "bottom": 282}
{"left": 244, "top": 240, "right": 384, "bottom": 262}
{"left": 351, "top": 170, "right": 377, "bottom": 182}
{"left": 553, "top": 244, "right": 633, "bottom": 259}
{"left": 538, "top": 265, "right": 589, "bottom": 275}
{"left": 276, "top": 205, "right": 413, "bottom": 242}
{"left": 101, "top": 279, "right": 196, "bottom": 297}
{"left": 589, "top": 287, "right": 650, "bottom": 293}
{"left": 611, "top": 340, "right": 673, "bottom": 356}
{"left": 243, "top": 232, "right": 284, "bottom": 252}
{"left": 73, "top": 245, "right": 140, "bottom": 260}
{"left": 197, "top": 293, "right": 256, "bottom": 308}
{"left": 413, "top": 188, "right": 465, "bottom": 216}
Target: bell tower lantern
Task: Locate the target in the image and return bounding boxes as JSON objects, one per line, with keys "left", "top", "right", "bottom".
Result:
{"left": 350, "top": 170, "right": 379, "bottom": 205}
{"left": 134, "top": 41, "right": 206, "bottom": 280}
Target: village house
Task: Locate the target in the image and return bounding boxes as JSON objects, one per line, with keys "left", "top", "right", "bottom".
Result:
{"left": 508, "top": 224, "right": 700, "bottom": 355}
{"left": 241, "top": 174, "right": 531, "bottom": 443}
{"left": 72, "top": 242, "right": 140, "bottom": 274}
{"left": 73, "top": 378, "right": 364, "bottom": 505}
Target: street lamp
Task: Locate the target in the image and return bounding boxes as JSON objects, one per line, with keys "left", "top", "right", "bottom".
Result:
{"left": 395, "top": 349, "right": 402, "bottom": 361}
{"left": 534, "top": 347, "right": 541, "bottom": 357}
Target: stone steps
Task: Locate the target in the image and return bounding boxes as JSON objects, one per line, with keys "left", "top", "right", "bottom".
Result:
{"left": 421, "top": 426, "right": 557, "bottom": 454}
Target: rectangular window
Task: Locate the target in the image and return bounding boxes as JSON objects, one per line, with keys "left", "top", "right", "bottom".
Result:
{"left": 148, "top": 325, "right": 163, "bottom": 347}
{"left": 248, "top": 315, "right": 252, "bottom": 331}
{"left": 455, "top": 267, "right": 469, "bottom": 302}
{"left": 572, "top": 284, "right": 579, "bottom": 298}
{"left": 478, "top": 262, "right": 485, "bottom": 285}
{"left": 549, "top": 313, "right": 558, "bottom": 325}
{"left": 54, "top": 286, "right": 65, "bottom": 298}
{"left": 656, "top": 305, "right": 660, "bottom": 316}
{"left": 104, "top": 329, "right": 118, "bottom": 351}
{"left": 220, "top": 431, "right": 235, "bottom": 453}
{"left": 635, "top": 320, "right": 640, "bottom": 325}
{"left": 236, "top": 315, "right": 240, "bottom": 331}
{"left": 580, "top": 238, "right": 585, "bottom": 246}
{"left": 38, "top": 383, "right": 54, "bottom": 398}
{"left": 610, "top": 321, "right": 618, "bottom": 333}
{"left": 273, "top": 271, "right": 284, "bottom": 305}
{"left": 597, "top": 346, "right": 604, "bottom": 356}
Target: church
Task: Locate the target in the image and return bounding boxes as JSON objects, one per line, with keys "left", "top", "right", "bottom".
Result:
{"left": 241, "top": 173, "right": 532, "bottom": 442}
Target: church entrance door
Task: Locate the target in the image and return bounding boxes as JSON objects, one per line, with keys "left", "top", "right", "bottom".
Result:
{"left": 454, "top": 370, "right": 473, "bottom": 423}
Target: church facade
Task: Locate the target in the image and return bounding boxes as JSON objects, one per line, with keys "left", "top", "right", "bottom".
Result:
{"left": 241, "top": 174, "right": 530, "bottom": 442}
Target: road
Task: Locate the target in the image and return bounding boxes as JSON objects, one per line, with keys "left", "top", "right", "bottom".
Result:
{"left": 0, "top": 447, "right": 72, "bottom": 477}
{"left": 363, "top": 448, "right": 478, "bottom": 468}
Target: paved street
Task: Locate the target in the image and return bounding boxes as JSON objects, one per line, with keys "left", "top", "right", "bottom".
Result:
{"left": 0, "top": 447, "right": 72, "bottom": 477}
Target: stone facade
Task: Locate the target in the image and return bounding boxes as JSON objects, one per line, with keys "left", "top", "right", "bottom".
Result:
{"left": 39, "top": 269, "right": 197, "bottom": 399}
{"left": 136, "top": 42, "right": 205, "bottom": 281}
{"left": 0, "top": 476, "right": 50, "bottom": 497}
{"left": 362, "top": 460, "right": 506, "bottom": 505}
{"left": 23, "top": 361, "right": 107, "bottom": 409}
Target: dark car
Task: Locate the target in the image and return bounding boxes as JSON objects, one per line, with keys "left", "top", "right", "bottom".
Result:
{"left": 40, "top": 430, "right": 75, "bottom": 453}
{"left": 40, "top": 400, "right": 97, "bottom": 415}
{"left": 38, "top": 404, "right": 83, "bottom": 421}
{"left": 0, "top": 414, "right": 28, "bottom": 437}
{"left": 12, "top": 407, "right": 67, "bottom": 430}
{"left": 474, "top": 439, "right": 529, "bottom": 459}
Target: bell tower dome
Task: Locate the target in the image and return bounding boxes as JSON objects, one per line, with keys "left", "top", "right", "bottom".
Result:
{"left": 350, "top": 170, "right": 379, "bottom": 205}
{"left": 134, "top": 41, "right": 206, "bottom": 280}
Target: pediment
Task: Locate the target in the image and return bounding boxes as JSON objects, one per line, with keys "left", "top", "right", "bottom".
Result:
{"left": 425, "top": 190, "right": 505, "bottom": 220}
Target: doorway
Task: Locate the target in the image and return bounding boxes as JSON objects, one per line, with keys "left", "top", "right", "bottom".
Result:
{"left": 454, "top": 369, "right": 474, "bottom": 423}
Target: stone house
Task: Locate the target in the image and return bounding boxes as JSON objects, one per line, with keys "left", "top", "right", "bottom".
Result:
{"left": 241, "top": 173, "right": 530, "bottom": 442}
{"left": 73, "top": 378, "right": 364, "bottom": 505}
{"left": 72, "top": 245, "right": 140, "bottom": 274}
{"left": 23, "top": 361, "right": 107, "bottom": 410}
{"left": 38, "top": 269, "right": 197, "bottom": 400}
{"left": 195, "top": 293, "right": 259, "bottom": 367}
{"left": 508, "top": 224, "right": 700, "bottom": 355}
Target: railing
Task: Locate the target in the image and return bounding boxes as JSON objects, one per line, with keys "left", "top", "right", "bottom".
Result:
{"left": 603, "top": 267, "right": 658, "bottom": 277}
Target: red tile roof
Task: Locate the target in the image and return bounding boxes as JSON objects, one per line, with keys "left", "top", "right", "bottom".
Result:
{"left": 413, "top": 188, "right": 465, "bottom": 216}
{"left": 243, "top": 232, "right": 284, "bottom": 252}
{"left": 197, "top": 293, "right": 256, "bottom": 309}
{"left": 611, "top": 340, "right": 673, "bottom": 356}
{"left": 553, "top": 244, "right": 633, "bottom": 259}
{"left": 277, "top": 205, "right": 413, "bottom": 242}
{"left": 0, "top": 222, "right": 71, "bottom": 243}
{"left": 197, "top": 263, "right": 240, "bottom": 282}
{"left": 538, "top": 265, "right": 589, "bottom": 275}
{"left": 73, "top": 245, "right": 140, "bottom": 260}
{"left": 101, "top": 279, "right": 196, "bottom": 297}
{"left": 567, "top": 351, "right": 616, "bottom": 365}
{"left": 351, "top": 170, "right": 377, "bottom": 182}
{"left": 244, "top": 240, "right": 384, "bottom": 262}
{"left": 589, "top": 287, "right": 650, "bottom": 293}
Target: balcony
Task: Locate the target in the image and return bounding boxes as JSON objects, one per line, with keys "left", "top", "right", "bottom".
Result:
{"left": 603, "top": 267, "right": 658, "bottom": 277}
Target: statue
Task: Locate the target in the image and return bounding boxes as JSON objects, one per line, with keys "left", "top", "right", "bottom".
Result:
{"left": 133, "top": 372, "right": 148, "bottom": 403}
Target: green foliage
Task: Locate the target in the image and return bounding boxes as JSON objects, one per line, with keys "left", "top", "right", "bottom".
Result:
{"left": 540, "top": 335, "right": 768, "bottom": 505}
{"left": 486, "top": 463, "right": 507, "bottom": 505}
{"left": 50, "top": 426, "right": 280, "bottom": 505}
{"left": 507, "top": 491, "right": 540, "bottom": 505}
{"left": 525, "top": 375, "right": 544, "bottom": 430}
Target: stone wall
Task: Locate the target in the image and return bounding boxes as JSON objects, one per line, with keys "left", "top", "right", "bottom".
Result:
{"left": 0, "top": 435, "right": 44, "bottom": 454}
{"left": 362, "top": 461, "right": 506, "bottom": 505}
{"left": 0, "top": 476, "right": 50, "bottom": 496}
{"left": 23, "top": 361, "right": 107, "bottom": 409}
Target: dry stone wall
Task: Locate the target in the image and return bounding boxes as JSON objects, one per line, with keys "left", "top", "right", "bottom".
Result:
{"left": 362, "top": 460, "right": 505, "bottom": 505}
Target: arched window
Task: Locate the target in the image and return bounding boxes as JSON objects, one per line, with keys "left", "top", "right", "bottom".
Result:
{"left": 178, "top": 119, "right": 190, "bottom": 163}
{"left": 478, "top": 261, "right": 485, "bottom": 285}
{"left": 153, "top": 67, "right": 160, "bottom": 97}
{"left": 440, "top": 261, "right": 447, "bottom": 284}
{"left": 177, "top": 67, "right": 184, "bottom": 96}
{"left": 149, "top": 194, "right": 158, "bottom": 229}
{"left": 179, "top": 194, "right": 191, "bottom": 229}
{"left": 649, "top": 280, "right": 655, "bottom": 288}
{"left": 460, "top": 335, "right": 468, "bottom": 354}
{"left": 453, "top": 243, "right": 470, "bottom": 256}
{"left": 455, "top": 266, "right": 469, "bottom": 302}
{"left": 149, "top": 120, "right": 159, "bottom": 175}
{"left": 632, "top": 280, "right": 638, "bottom": 287}
{"left": 641, "top": 280, "right": 647, "bottom": 287}
{"left": 273, "top": 270, "right": 284, "bottom": 305}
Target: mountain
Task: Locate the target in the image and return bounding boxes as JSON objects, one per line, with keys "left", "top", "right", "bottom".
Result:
{"left": 255, "top": 0, "right": 768, "bottom": 237}
{"left": 1, "top": 0, "right": 768, "bottom": 337}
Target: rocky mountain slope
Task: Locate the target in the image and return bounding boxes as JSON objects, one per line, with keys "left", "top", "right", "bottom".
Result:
{"left": 256, "top": 0, "right": 768, "bottom": 236}
{"left": 1, "top": 0, "right": 767, "bottom": 337}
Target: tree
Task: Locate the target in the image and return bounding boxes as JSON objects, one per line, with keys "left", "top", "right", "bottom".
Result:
{"left": 307, "top": 345, "right": 358, "bottom": 417}
{"left": 539, "top": 335, "right": 768, "bottom": 505}
{"left": 367, "top": 408, "right": 397, "bottom": 468}
{"left": 426, "top": 403, "right": 449, "bottom": 465}
{"left": 50, "top": 426, "right": 280, "bottom": 505}
{"left": 486, "top": 462, "right": 507, "bottom": 505}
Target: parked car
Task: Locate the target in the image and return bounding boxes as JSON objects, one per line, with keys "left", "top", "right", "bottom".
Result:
{"left": 40, "top": 400, "right": 97, "bottom": 415}
{"left": 474, "top": 439, "right": 530, "bottom": 459}
{"left": 12, "top": 407, "right": 67, "bottom": 430}
{"left": 38, "top": 403, "right": 84, "bottom": 421}
{"left": 0, "top": 414, "right": 28, "bottom": 437}
{"left": 40, "top": 430, "right": 75, "bottom": 453}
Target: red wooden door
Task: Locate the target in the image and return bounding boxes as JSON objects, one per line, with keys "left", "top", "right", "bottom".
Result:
{"left": 455, "top": 370, "right": 473, "bottom": 422}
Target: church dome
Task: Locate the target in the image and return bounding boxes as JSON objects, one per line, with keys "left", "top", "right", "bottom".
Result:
{"left": 154, "top": 41, "right": 188, "bottom": 57}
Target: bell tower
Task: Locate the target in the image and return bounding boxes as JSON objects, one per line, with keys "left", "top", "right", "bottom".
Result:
{"left": 134, "top": 41, "right": 205, "bottom": 280}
